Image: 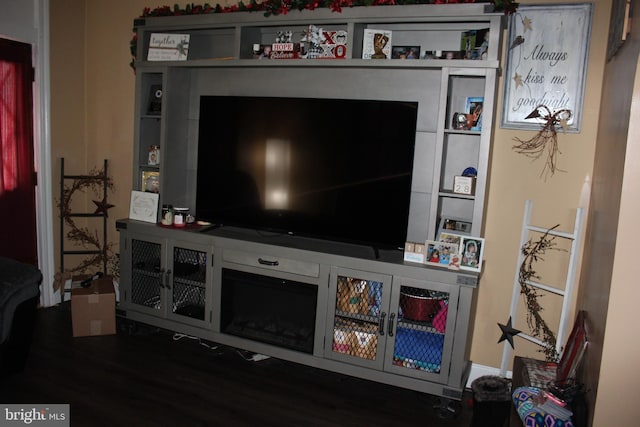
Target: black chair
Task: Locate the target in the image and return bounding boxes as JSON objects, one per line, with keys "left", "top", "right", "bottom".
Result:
{"left": 0, "top": 256, "right": 42, "bottom": 377}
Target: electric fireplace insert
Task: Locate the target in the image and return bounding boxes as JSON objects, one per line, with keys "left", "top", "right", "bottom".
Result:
{"left": 220, "top": 268, "right": 318, "bottom": 354}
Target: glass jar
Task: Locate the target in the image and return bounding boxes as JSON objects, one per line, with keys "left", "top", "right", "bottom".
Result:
{"left": 161, "top": 204, "right": 173, "bottom": 226}
{"left": 173, "top": 207, "right": 189, "bottom": 227}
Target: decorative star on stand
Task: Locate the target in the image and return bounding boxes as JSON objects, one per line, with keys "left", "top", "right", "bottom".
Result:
{"left": 498, "top": 316, "right": 521, "bottom": 349}
{"left": 93, "top": 198, "right": 115, "bottom": 217}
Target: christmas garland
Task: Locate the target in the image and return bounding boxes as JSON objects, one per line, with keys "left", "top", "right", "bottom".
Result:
{"left": 130, "top": 0, "right": 518, "bottom": 69}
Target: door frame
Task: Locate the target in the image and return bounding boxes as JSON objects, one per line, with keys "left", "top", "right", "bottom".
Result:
{"left": 34, "top": 0, "right": 56, "bottom": 306}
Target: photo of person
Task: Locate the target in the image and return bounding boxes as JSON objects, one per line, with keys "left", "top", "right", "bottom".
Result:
{"left": 459, "top": 237, "right": 484, "bottom": 272}
{"left": 425, "top": 241, "right": 459, "bottom": 267}
{"left": 428, "top": 248, "right": 440, "bottom": 263}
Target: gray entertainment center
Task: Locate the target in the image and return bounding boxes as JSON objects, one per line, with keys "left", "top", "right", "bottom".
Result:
{"left": 117, "top": 3, "right": 503, "bottom": 402}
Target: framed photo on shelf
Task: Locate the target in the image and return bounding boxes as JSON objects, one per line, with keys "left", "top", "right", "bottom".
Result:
{"left": 391, "top": 46, "right": 420, "bottom": 59}
{"left": 129, "top": 190, "right": 159, "bottom": 223}
{"left": 437, "top": 217, "right": 472, "bottom": 239}
{"left": 141, "top": 170, "right": 160, "bottom": 193}
{"left": 459, "top": 236, "right": 484, "bottom": 272}
{"left": 438, "top": 231, "right": 465, "bottom": 247}
{"left": 362, "top": 29, "right": 392, "bottom": 59}
{"left": 425, "top": 240, "right": 459, "bottom": 267}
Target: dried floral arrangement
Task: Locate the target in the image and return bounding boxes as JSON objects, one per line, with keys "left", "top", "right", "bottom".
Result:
{"left": 54, "top": 166, "right": 118, "bottom": 293}
{"left": 512, "top": 105, "right": 573, "bottom": 180}
{"left": 518, "top": 224, "right": 565, "bottom": 362}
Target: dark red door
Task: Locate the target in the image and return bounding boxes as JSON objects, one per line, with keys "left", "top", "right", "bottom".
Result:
{"left": 0, "top": 38, "right": 37, "bottom": 265}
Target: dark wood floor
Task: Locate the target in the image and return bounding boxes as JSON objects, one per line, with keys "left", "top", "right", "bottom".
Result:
{"left": 1, "top": 304, "right": 475, "bottom": 426}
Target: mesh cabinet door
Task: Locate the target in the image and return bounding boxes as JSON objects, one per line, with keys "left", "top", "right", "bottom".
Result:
{"left": 169, "top": 245, "right": 208, "bottom": 322}
{"left": 326, "top": 267, "right": 392, "bottom": 369}
{"left": 385, "top": 279, "right": 459, "bottom": 382}
{"left": 130, "top": 238, "right": 164, "bottom": 312}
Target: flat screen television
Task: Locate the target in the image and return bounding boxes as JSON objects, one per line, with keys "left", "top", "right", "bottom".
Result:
{"left": 196, "top": 95, "right": 418, "bottom": 250}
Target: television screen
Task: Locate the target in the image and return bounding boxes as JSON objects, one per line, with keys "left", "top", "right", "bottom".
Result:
{"left": 196, "top": 96, "right": 418, "bottom": 250}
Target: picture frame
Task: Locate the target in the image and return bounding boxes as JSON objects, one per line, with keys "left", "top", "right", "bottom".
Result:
{"left": 362, "top": 29, "right": 392, "bottom": 60}
{"left": 425, "top": 240, "right": 459, "bottom": 267}
{"left": 501, "top": 4, "right": 592, "bottom": 132}
{"left": 460, "top": 28, "right": 490, "bottom": 60}
{"left": 465, "top": 96, "right": 483, "bottom": 131}
{"left": 437, "top": 217, "right": 472, "bottom": 239}
{"left": 438, "top": 231, "right": 465, "bottom": 247}
{"left": 556, "top": 310, "right": 588, "bottom": 382}
{"left": 141, "top": 170, "right": 160, "bottom": 193}
{"left": 129, "top": 190, "right": 159, "bottom": 223}
{"left": 148, "top": 33, "right": 190, "bottom": 61}
{"left": 391, "top": 46, "right": 420, "bottom": 60}
{"left": 459, "top": 236, "right": 484, "bottom": 272}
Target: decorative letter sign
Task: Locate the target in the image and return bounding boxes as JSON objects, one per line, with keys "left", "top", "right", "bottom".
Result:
{"left": 502, "top": 4, "right": 592, "bottom": 132}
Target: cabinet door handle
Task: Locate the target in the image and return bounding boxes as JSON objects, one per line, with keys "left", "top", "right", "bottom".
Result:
{"left": 379, "top": 312, "right": 387, "bottom": 336}
{"left": 165, "top": 269, "right": 172, "bottom": 289}
{"left": 388, "top": 313, "right": 396, "bottom": 337}
{"left": 159, "top": 268, "right": 166, "bottom": 288}
{"left": 258, "top": 258, "right": 279, "bottom": 267}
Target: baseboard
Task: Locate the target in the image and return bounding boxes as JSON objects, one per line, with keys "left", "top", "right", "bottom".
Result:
{"left": 467, "top": 363, "right": 512, "bottom": 388}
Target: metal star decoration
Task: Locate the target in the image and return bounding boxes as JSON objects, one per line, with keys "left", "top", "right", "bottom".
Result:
{"left": 522, "top": 16, "right": 533, "bottom": 33}
{"left": 93, "top": 198, "right": 115, "bottom": 216}
{"left": 513, "top": 73, "right": 523, "bottom": 89}
{"left": 498, "top": 316, "right": 521, "bottom": 349}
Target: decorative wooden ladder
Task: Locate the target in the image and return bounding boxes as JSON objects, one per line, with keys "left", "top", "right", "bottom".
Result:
{"left": 59, "top": 158, "right": 110, "bottom": 300}
{"left": 500, "top": 199, "right": 584, "bottom": 375}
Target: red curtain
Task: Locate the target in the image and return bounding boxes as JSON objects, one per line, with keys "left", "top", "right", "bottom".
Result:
{"left": 0, "top": 38, "right": 37, "bottom": 264}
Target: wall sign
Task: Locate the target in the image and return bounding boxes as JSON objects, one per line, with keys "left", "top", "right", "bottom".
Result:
{"left": 148, "top": 33, "right": 190, "bottom": 61}
{"left": 502, "top": 4, "right": 592, "bottom": 132}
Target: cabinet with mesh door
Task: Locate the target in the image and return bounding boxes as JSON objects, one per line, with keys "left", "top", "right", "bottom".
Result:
{"left": 120, "top": 231, "right": 214, "bottom": 329}
{"left": 325, "top": 267, "right": 459, "bottom": 384}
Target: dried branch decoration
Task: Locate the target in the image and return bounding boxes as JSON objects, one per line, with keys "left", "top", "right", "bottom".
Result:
{"left": 518, "top": 224, "right": 565, "bottom": 362}
{"left": 512, "top": 105, "right": 572, "bottom": 180}
{"left": 54, "top": 166, "right": 117, "bottom": 292}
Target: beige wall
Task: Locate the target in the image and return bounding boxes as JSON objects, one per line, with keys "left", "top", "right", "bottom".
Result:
{"left": 474, "top": 0, "right": 609, "bottom": 367}
{"left": 50, "top": 0, "right": 88, "bottom": 272}
{"left": 51, "top": 1, "right": 624, "bottom": 424}
{"left": 586, "top": 3, "right": 640, "bottom": 425}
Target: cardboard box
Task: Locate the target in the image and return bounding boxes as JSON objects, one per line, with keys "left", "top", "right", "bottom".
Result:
{"left": 71, "top": 277, "right": 116, "bottom": 337}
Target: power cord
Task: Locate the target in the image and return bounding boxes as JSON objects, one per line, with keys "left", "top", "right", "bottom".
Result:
{"left": 172, "top": 332, "right": 219, "bottom": 350}
{"left": 236, "top": 349, "right": 271, "bottom": 362}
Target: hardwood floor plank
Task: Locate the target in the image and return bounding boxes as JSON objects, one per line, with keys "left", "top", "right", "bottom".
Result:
{"left": 0, "top": 305, "right": 474, "bottom": 426}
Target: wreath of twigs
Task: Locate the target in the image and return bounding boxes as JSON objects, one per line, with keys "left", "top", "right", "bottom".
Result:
{"left": 519, "top": 224, "right": 565, "bottom": 362}
{"left": 512, "top": 105, "right": 572, "bottom": 180}
{"left": 54, "top": 167, "right": 117, "bottom": 291}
